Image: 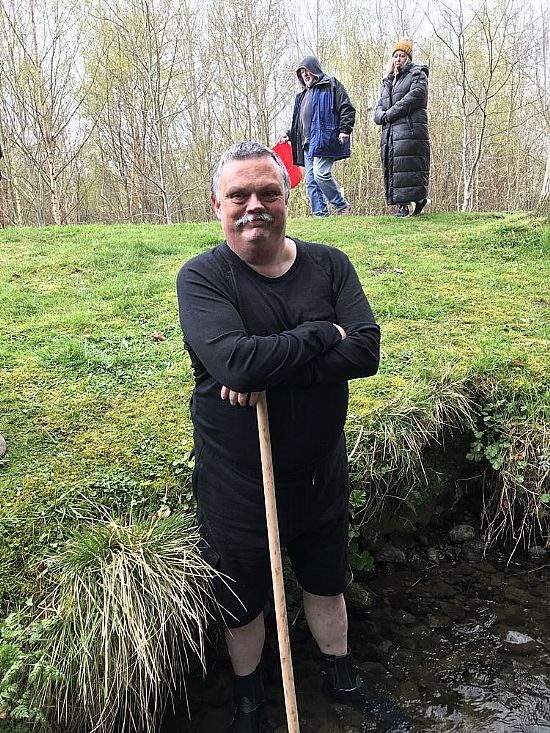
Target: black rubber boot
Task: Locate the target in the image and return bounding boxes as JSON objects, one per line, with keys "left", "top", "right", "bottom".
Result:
{"left": 226, "top": 663, "right": 265, "bottom": 733}
{"left": 320, "top": 652, "right": 409, "bottom": 731}
{"left": 411, "top": 198, "right": 428, "bottom": 216}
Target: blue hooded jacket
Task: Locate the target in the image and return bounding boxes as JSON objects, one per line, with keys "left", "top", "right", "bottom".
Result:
{"left": 289, "top": 56, "right": 355, "bottom": 166}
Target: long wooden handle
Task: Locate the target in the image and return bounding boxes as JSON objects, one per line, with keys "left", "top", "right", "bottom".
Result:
{"left": 256, "top": 391, "right": 300, "bottom": 733}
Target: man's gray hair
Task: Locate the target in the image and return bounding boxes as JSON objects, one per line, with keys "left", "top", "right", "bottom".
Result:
{"left": 211, "top": 141, "right": 291, "bottom": 202}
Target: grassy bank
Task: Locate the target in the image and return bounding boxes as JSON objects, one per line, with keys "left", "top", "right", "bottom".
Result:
{"left": 0, "top": 211, "right": 548, "bottom": 730}
{"left": 1, "top": 212, "right": 549, "bottom": 602}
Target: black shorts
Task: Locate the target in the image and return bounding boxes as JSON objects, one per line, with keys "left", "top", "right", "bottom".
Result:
{"left": 192, "top": 434, "right": 350, "bottom": 628}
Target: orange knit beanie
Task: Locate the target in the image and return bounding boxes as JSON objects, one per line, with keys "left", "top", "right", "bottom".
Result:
{"left": 391, "top": 38, "right": 413, "bottom": 59}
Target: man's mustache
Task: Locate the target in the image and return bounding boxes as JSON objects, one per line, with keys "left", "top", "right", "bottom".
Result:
{"left": 235, "top": 212, "right": 274, "bottom": 227}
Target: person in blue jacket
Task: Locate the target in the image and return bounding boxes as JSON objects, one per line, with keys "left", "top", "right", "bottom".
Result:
{"left": 279, "top": 56, "right": 355, "bottom": 217}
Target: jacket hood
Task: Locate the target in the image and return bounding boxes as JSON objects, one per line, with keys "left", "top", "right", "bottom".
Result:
{"left": 296, "top": 56, "right": 330, "bottom": 87}
{"left": 416, "top": 63, "right": 429, "bottom": 78}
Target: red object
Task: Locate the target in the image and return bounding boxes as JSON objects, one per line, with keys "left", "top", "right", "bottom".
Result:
{"left": 272, "top": 141, "right": 304, "bottom": 189}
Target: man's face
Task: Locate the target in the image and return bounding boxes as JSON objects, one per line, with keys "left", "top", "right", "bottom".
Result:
{"left": 392, "top": 51, "right": 408, "bottom": 70}
{"left": 300, "top": 67, "right": 316, "bottom": 87}
{"left": 211, "top": 156, "right": 288, "bottom": 259}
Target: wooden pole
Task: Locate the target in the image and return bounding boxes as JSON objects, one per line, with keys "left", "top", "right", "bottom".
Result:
{"left": 256, "top": 391, "right": 300, "bottom": 733}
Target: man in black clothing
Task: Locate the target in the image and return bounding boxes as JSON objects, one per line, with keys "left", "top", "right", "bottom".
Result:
{"left": 177, "top": 142, "right": 381, "bottom": 733}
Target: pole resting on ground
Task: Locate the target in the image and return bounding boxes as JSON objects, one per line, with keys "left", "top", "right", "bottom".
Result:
{"left": 256, "top": 391, "right": 300, "bottom": 733}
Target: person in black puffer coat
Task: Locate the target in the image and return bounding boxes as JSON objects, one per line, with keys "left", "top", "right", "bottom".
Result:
{"left": 374, "top": 38, "right": 430, "bottom": 218}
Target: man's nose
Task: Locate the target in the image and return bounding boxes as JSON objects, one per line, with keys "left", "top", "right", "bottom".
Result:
{"left": 246, "top": 193, "right": 264, "bottom": 210}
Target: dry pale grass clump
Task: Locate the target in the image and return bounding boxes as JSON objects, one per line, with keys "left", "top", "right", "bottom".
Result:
{"left": 482, "top": 419, "right": 550, "bottom": 553}
{"left": 349, "top": 365, "right": 549, "bottom": 555}
{"left": 349, "top": 372, "right": 478, "bottom": 516}
{"left": 33, "top": 511, "right": 226, "bottom": 733}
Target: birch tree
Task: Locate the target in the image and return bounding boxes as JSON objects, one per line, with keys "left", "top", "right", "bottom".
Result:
{"left": 538, "top": 151, "right": 550, "bottom": 215}
{"left": 534, "top": 6, "right": 550, "bottom": 214}
{"left": 87, "top": 0, "right": 210, "bottom": 222}
{"left": 206, "top": 0, "right": 294, "bottom": 147}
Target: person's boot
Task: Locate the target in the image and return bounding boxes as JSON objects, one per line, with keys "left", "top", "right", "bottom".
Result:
{"left": 411, "top": 198, "right": 429, "bottom": 216}
{"left": 320, "top": 651, "right": 409, "bottom": 731}
{"left": 226, "top": 663, "right": 265, "bottom": 733}
{"left": 394, "top": 204, "right": 409, "bottom": 217}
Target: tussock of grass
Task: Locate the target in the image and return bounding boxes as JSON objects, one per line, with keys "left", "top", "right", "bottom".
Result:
{"left": 348, "top": 370, "right": 479, "bottom": 515}
{"left": 30, "top": 510, "right": 225, "bottom": 733}
{"left": 482, "top": 420, "right": 549, "bottom": 551}
{"left": 347, "top": 344, "right": 549, "bottom": 539}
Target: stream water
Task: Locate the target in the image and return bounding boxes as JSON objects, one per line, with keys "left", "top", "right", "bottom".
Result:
{"left": 162, "top": 547, "right": 550, "bottom": 732}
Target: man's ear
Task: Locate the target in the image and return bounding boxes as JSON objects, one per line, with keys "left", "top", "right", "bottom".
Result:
{"left": 211, "top": 192, "right": 222, "bottom": 220}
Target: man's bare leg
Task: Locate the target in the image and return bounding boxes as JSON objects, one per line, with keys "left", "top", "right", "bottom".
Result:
{"left": 303, "top": 590, "right": 348, "bottom": 656}
{"left": 225, "top": 611, "right": 265, "bottom": 676}
{"left": 304, "top": 590, "right": 408, "bottom": 727}
{"left": 224, "top": 612, "right": 266, "bottom": 732}
{"left": 227, "top": 592, "right": 347, "bottom": 670}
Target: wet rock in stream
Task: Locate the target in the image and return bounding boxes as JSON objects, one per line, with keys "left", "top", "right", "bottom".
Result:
{"left": 502, "top": 630, "right": 538, "bottom": 655}
{"left": 449, "top": 524, "right": 476, "bottom": 543}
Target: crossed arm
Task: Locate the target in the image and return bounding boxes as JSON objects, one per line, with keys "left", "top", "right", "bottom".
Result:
{"left": 177, "top": 253, "right": 379, "bottom": 407}
{"left": 220, "top": 324, "right": 348, "bottom": 407}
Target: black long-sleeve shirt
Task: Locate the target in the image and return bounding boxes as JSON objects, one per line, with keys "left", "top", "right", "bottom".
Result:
{"left": 177, "top": 239, "right": 380, "bottom": 476}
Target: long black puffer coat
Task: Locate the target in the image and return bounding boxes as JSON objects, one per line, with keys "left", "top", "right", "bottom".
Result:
{"left": 374, "top": 62, "right": 430, "bottom": 205}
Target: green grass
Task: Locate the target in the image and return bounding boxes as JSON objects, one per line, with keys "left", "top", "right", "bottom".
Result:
{"left": 0, "top": 213, "right": 549, "bottom": 609}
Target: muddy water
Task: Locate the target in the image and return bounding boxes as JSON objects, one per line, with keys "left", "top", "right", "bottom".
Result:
{"left": 163, "top": 552, "right": 550, "bottom": 732}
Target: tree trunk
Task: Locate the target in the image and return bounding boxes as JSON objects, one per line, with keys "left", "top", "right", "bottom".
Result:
{"left": 461, "top": 116, "right": 471, "bottom": 212}
{"left": 0, "top": 177, "right": 8, "bottom": 227}
{"left": 537, "top": 150, "right": 550, "bottom": 217}
{"left": 30, "top": 0, "right": 62, "bottom": 224}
